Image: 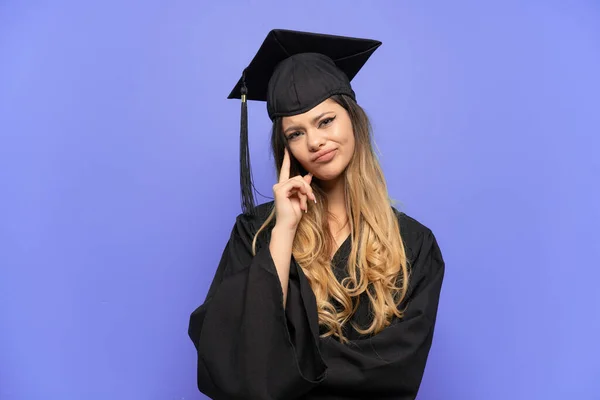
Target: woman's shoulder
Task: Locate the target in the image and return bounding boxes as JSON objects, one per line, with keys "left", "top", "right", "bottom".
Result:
{"left": 230, "top": 201, "right": 276, "bottom": 238}
{"left": 391, "top": 206, "right": 434, "bottom": 236}
{"left": 239, "top": 201, "right": 275, "bottom": 225}
{"left": 391, "top": 206, "right": 441, "bottom": 265}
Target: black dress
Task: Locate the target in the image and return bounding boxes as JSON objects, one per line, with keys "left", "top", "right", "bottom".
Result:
{"left": 188, "top": 202, "right": 445, "bottom": 400}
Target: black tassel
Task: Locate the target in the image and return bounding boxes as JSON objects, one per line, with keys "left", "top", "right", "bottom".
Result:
{"left": 239, "top": 75, "right": 255, "bottom": 215}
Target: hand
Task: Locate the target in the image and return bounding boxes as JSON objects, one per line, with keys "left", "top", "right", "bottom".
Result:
{"left": 272, "top": 148, "right": 316, "bottom": 231}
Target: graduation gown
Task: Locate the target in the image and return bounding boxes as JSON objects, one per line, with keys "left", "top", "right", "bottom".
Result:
{"left": 188, "top": 202, "right": 445, "bottom": 400}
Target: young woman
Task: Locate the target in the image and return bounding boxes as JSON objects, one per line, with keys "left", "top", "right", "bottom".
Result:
{"left": 188, "top": 29, "right": 445, "bottom": 400}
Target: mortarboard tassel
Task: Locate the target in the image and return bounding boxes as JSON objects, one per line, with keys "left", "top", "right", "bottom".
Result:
{"left": 239, "top": 74, "right": 256, "bottom": 215}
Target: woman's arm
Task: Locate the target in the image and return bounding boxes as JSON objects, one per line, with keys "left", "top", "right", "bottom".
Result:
{"left": 188, "top": 213, "right": 326, "bottom": 400}
{"left": 270, "top": 148, "right": 316, "bottom": 308}
{"left": 270, "top": 225, "right": 296, "bottom": 308}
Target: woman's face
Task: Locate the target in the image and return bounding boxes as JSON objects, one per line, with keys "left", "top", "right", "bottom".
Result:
{"left": 281, "top": 98, "right": 355, "bottom": 182}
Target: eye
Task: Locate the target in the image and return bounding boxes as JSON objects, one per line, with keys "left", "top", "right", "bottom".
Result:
{"left": 319, "top": 116, "right": 336, "bottom": 127}
{"left": 286, "top": 131, "right": 302, "bottom": 141}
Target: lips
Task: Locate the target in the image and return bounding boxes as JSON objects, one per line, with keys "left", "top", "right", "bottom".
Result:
{"left": 313, "top": 148, "right": 337, "bottom": 163}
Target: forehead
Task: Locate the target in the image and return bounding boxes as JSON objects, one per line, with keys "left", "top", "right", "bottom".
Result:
{"left": 281, "top": 98, "right": 339, "bottom": 127}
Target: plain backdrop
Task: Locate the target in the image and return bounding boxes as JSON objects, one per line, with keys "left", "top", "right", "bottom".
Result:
{"left": 1, "top": 1, "right": 599, "bottom": 399}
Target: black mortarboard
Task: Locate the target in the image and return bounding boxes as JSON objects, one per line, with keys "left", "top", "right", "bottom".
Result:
{"left": 228, "top": 29, "right": 382, "bottom": 214}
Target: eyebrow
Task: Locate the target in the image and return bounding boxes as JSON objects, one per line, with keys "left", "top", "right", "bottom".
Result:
{"left": 283, "top": 112, "right": 334, "bottom": 136}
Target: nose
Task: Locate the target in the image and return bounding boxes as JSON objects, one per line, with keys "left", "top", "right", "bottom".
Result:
{"left": 307, "top": 128, "right": 326, "bottom": 151}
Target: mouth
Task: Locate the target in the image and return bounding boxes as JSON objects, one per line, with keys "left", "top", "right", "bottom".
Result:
{"left": 313, "top": 148, "right": 337, "bottom": 163}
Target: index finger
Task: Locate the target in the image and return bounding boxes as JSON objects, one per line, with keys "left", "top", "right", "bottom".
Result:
{"left": 279, "top": 147, "right": 290, "bottom": 183}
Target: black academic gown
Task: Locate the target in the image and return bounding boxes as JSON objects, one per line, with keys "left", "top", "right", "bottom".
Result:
{"left": 188, "top": 202, "right": 445, "bottom": 400}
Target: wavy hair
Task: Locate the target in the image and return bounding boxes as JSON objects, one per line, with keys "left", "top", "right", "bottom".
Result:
{"left": 252, "top": 94, "right": 409, "bottom": 343}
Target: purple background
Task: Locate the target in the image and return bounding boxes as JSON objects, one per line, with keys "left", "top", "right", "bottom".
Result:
{"left": 1, "top": 1, "right": 599, "bottom": 399}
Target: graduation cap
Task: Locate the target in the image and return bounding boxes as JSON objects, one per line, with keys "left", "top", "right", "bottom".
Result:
{"left": 228, "top": 28, "right": 382, "bottom": 215}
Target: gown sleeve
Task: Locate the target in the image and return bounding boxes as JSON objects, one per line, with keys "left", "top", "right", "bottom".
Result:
{"left": 306, "top": 228, "right": 445, "bottom": 399}
{"left": 187, "top": 212, "right": 327, "bottom": 400}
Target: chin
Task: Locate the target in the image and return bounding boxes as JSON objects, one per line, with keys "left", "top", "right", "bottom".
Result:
{"left": 305, "top": 157, "right": 351, "bottom": 182}
{"left": 312, "top": 166, "right": 345, "bottom": 182}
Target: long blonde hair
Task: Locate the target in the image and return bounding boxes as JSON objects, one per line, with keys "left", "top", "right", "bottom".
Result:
{"left": 252, "top": 94, "right": 409, "bottom": 343}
